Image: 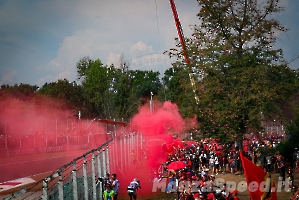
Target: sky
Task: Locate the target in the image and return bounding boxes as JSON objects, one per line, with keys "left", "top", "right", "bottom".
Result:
{"left": 0, "top": 0, "right": 298, "bottom": 87}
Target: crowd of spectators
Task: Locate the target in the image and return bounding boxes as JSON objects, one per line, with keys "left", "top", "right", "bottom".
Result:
{"left": 99, "top": 172, "right": 142, "bottom": 200}
{"left": 98, "top": 172, "right": 120, "bottom": 200}
{"left": 158, "top": 137, "right": 298, "bottom": 200}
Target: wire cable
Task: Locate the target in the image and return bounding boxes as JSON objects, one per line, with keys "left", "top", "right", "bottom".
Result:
{"left": 155, "top": 0, "right": 161, "bottom": 51}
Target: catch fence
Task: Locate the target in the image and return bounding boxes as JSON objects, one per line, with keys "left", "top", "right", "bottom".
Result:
{"left": 0, "top": 118, "right": 127, "bottom": 157}
{"left": 2, "top": 130, "right": 143, "bottom": 200}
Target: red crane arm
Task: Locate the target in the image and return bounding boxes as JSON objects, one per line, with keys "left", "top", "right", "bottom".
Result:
{"left": 169, "top": 0, "right": 199, "bottom": 104}
{"left": 169, "top": 0, "right": 189, "bottom": 65}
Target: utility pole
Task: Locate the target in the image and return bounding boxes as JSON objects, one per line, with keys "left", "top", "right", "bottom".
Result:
{"left": 150, "top": 92, "right": 154, "bottom": 114}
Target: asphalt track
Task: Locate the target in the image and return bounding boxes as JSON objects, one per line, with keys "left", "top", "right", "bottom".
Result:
{"left": 0, "top": 136, "right": 164, "bottom": 199}
{"left": 0, "top": 149, "right": 92, "bottom": 196}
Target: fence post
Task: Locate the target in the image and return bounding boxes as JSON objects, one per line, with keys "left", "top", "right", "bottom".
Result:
{"left": 91, "top": 151, "right": 97, "bottom": 200}
{"left": 58, "top": 169, "right": 64, "bottom": 200}
{"left": 83, "top": 155, "right": 88, "bottom": 200}
{"left": 106, "top": 145, "right": 110, "bottom": 174}
{"left": 136, "top": 132, "right": 139, "bottom": 160}
{"left": 103, "top": 149, "right": 107, "bottom": 174}
{"left": 42, "top": 178, "right": 49, "bottom": 200}
{"left": 124, "top": 136, "right": 127, "bottom": 170}
{"left": 140, "top": 131, "right": 143, "bottom": 152}
{"left": 114, "top": 138, "right": 117, "bottom": 170}
{"left": 72, "top": 161, "right": 78, "bottom": 200}
{"left": 114, "top": 119, "right": 116, "bottom": 138}
{"left": 97, "top": 148, "right": 103, "bottom": 200}
{"left": 120, "top": 136, "right": 123, "bottom": 173}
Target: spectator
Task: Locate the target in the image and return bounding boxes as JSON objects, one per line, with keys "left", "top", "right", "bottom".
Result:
{"left": 223, "top": 154, "right": 229, "bottom": 173}
{"left": 193, "top": 153, "right": 200, "bottom": 171}
{"left": 253, "top": 152, "right": 258, "bottom": 165}
{"left": 271, "top": 153, "right": 277, "bottom": 172}
{"left": 229, "top": 156, "right": 235, "bottom": 175}
{"left": 229, "top": 189, "right": 240, "bottom": 200}
{"left": 260, "top": 153, "right": 266, "bottom": 169}
{"left": 233, "top": 151, "right": 240, "bottom": 172}
{"left": 266, "top": 153, "right": 272, "bottom": 172}
{"left": 209, "top": 155, "right": 215, "bottom": 175}
{"left": 278, "top": 157, "right": 286, "bottom": 188}
{"left": 103, "top": 183, "right": 114, "bottom": 200}
{"left": 218, "top": 153, "right": 223, "bottom": 173}
{"left": 98, "top": 172, "right": 112, "bottom": 194}
{"left": 214, "top": 154, "right": 219, "bottom": 175}
{"left": 111, "top": 174, "right": 120, "bottom": 200}
{"left": 127, "top": 178, "right": 141, "bottom": 200}
{"left": 220, "top": 184, "right": 230, "bottom": 200}
{"left": 290, "top": 186, "right": 299, "bottom": 200}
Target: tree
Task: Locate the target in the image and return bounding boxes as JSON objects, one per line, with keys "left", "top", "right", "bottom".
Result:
{"left": 166, "top": 0, "right": 299, "bottom": 145}
{"left": 78, "top": 59, "right": 111, "bottom": 118}
{"left": 76, "top": 57, "right": 162, "bottom": 119}
{"left": 158, "top": 65, "right": 197, "bottom": 118}
{"left": 37, "top": 79, "right": 84, "bottom": 112}
{"left": 76, "top": 56, "right": 93, "bottom": 82}
{"left": 277, "top": 111, "right": 299, "bottom": 164}
{"left": 0, "top": 83, "right": 39, "bottom": 101}
{"left": 130, "top": 70, "right": 161, "bottom": 98}
{"left": 118, "top": 53, "right": 129, "bottom": 73}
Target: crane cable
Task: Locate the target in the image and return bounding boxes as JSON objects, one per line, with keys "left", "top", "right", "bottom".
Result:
{"left": 154, "top": 0, "right": 161, "bottom": 50}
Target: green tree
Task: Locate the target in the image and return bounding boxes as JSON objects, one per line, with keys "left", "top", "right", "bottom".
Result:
{"left": 158, "top": 65, "right": 197, "bottom": 118}
{"left": 130, "top": 70, "right": 161, "bottom": 98}
{"left": 78, "top": 59, "right": 111, "bottom": 118}
{"left": 167, "top": 0, "right": 299, "bottom": 145}
{"left": 0, "top": 83, "right": 39, "bottom": 101}
{"left": 77, "top": 56, "right": 162, "bottom": 119}
{"left": 37, "top": 79, "right": 84, "bottom": 112}
{"left": 277, "top": 111, "right": 299, "bottom": 163}
{"left": 76, "top": 56, "right": 93, "bottom": 82}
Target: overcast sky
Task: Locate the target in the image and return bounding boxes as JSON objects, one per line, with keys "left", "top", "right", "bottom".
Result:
{"left": 0, "top": 0, "right": 298, "bottom": 87}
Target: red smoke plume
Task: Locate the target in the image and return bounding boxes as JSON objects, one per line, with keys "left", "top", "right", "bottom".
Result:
{"left": 130, "top": 101, "right": 185, "bottom": 135}
{"left": 114, "top": 101, "right": 197, "bottom": 198}
{"left": 0, "top": 95, "right": 106, "bottom": 183}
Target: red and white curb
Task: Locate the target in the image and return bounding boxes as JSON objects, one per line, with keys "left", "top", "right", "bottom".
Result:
{"left": 0, "top": 177, "right": 35, "bottom": 192}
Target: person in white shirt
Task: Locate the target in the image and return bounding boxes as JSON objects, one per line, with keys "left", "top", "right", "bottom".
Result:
{"left": 127, "top": 178, "right": 141, "bottom": 200}
{"left": 209, "top": 155, "right": 215, "bottom": 175}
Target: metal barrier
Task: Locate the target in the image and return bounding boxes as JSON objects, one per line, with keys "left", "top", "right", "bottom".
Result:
{"left": 2, "top": 131, "right": 143, "bottom": 200}
{"left": 0, "top": 118, "right": 128, "bottom": 157}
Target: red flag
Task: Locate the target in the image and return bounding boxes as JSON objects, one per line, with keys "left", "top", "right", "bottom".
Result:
{"left": 240, "top": 152, "right": 277, "bottom": 200}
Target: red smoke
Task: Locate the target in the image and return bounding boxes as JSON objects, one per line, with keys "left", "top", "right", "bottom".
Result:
{"left": 0, "top": 95, "right": 197, "bottom": 198}
{"left": 113, "top": 100, "right": 196, "bottom": 198}
{"left": 0, "top": 95, "right": 106, "bottom": 182}
{"left": 130, "top": 101, "right": 185, "bottom": 135}
{"left": 0, "top": 95, "right": 106, "bottom": 140}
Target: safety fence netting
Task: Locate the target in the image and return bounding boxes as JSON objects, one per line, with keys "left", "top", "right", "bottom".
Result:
{"left": 2, "top": 131, "right": 143, "bottom": 200}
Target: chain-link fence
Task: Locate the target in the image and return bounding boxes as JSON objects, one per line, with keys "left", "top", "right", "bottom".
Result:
{"left": 2, "top": 130, "right": 143, "bottom": 200}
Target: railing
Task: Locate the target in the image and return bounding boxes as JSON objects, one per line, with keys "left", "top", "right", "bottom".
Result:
{"left": 0, "top": 135, "right": 97, "bottom": 157}
{"left": 2, "top": 131, "right": 143, "bottom": 200}
{"left": 0, "top": 118, "right": 129, "bottom": 157}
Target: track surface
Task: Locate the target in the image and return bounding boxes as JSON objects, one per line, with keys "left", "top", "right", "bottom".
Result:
{"left": 0, "top": 149, "right": 92, "bottom": 196}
